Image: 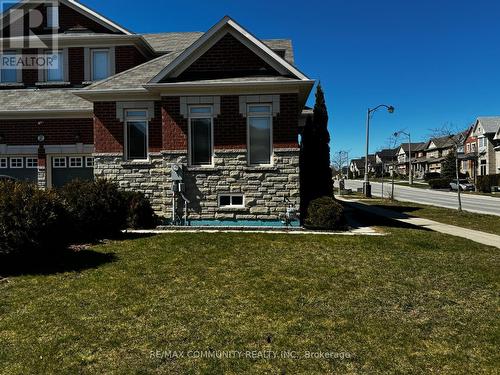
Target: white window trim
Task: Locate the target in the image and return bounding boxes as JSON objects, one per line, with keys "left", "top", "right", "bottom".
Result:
{"left": 90, "top": 48, "right": 112, "bottom": 81}
{"left": 247, "top": 103, "right": 273, "bottom": 166}
{"left": 43, "top": 49, "right": 68, "bottom": 82}
{"left": 0, "top": 50, "right": 19, "bottom": 84}
{"left": 0, "top": 157, "right": 7, "bottom": 168}
{"left": 124, "top": 109, "right": 149, "bottom": 161}
{"left": 52, "top": 157, "right": 67, "bottom": 168}
{"left": 46, "top": 5, "right": 59, "bottom": 29}
{"left": 10, "top": 157, "right": 23, "bottom": 168}
{"left": 26, "top": 157, "right": 38, "bottom": 169}
{"left": 188, "top": 105, "right": 214, "bottom": 167}
{"left": 85, "top": 156, "right": 94, "bottom": 168}
{"left": 69, "top": 156, "right": 83, "bottom": 168}
{"left": 218, "top": 194, "right": 245, "bottom": 208}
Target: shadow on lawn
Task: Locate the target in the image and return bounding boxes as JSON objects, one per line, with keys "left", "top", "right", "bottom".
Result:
{"left": 0, "top": 248, "right": 117, "bottom": 278}
{"left": 344, "top": 201, "right": 431, "bottom": 231}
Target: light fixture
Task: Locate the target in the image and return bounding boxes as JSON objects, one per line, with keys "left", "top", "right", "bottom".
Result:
{"left": 37, "top": 134, "right": 45, "bottom": 143}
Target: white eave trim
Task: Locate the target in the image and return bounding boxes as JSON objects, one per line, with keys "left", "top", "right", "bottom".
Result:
{"left": 64, "top": 0, "right": 132, "bottom": 35}
{"left": 144, "top": 79, "right": 315, "bottom": 89}
{"left": 150, "top": 16, "right": 310, "bottom": 83}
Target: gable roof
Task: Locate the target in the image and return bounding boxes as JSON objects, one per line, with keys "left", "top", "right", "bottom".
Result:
{"left": 474, "top": 116, "right": 500, "bottom": 135}
{"left": 398, "top": 142, "right": 427, "bottom": 153}
{"left": 149, "top": 16, "right": 309, "bottom": 83}
{"left": 141, "top": 32, "right": 295, "bottom": 65}
{"left": 1, "top": 0, "right": 131, "bottom": 35}
{"left": 376, "top": 148, "right": 397, "bottom": 160}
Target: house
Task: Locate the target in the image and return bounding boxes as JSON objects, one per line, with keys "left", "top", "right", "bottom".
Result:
{"left": 472, "top": 117, "right": 500, "bottom": 176}
{"left": 0, "top": 1, "right": 314, "bottom": 222}
{"left": 462, "top": 126, "right": 478, "bottom": 180}
{"left": 349, "top": 158, "right": 364, "bottom": 178}
{"left": 424, "top": 136, "right": 457, "bottom": 174}
{"left": 374, "top": 148, "right": 396, "bottom": 175}
{"left": 394, "top": 142, "right": 426, "bottom": 177}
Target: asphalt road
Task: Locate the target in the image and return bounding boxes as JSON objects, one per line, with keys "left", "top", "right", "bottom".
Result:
{"left": 338, "top": 179, "right": 500, "bottom": 217}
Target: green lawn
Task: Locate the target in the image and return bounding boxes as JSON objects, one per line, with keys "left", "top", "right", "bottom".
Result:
{"left": 361, "top": 199, "right": 500, "bottom": 236}
{"left": 1, "top": 230, "right": 499, "bottom": 374}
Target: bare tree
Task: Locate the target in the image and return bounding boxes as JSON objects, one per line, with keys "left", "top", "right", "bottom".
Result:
{"left": 429, "top": 123, "right": 467, "bottom": 212}
{"left": 331, "top": 150, "right": 350, "bottom": 178}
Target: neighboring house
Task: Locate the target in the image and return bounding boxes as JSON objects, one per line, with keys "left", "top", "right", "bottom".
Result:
{"left": 472, "top": 117, "right": 500, "bottom": 176}
{"left": 375, "top": 148, "right": 396, "bottom": 175}
{"left": 425, "top": 136, "right": 456, "bottom": 174}
{"left": 462, "top": 126, "right": 478, "bottom": 180}
{"left": 349, "top": 158, "right": 364, "bottom": 178}
{"left": 395, "top": 142, "right": 426, "bottom": 177}
{"left": 0, "top": 1, "right": 314, "bottom": 221}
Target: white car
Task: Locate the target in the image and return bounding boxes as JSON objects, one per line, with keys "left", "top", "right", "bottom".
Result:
{"left": 450, "top": 179, "right": 475, "bottom": 191}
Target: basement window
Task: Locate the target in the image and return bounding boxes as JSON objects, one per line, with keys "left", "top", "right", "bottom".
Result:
{"left": 218, "top": 194, "right": 244, "bottom": 208}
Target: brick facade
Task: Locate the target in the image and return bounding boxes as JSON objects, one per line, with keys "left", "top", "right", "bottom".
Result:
{"left": 172, "top": 33, "right": 279, "bottom": 81}
{"left": 0, "top": 118, "right": 92, "bottom": 145}
{"left": 116, "top": 46, "right": 148, "bottom": 74}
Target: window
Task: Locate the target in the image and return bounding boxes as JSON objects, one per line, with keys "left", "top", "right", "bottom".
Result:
{"left": 125, "top": 109, "right": 148, "bottom": 160}
{"left": 218, "top": 194, "right": 244, "bottom": 208}
{"left": 69, "top": 157, "right": 83, "bottom": 168}
{"left": 10, "top": 157, "right": 23, "bottom": 168}
{"left": 47, "top": 5, "right": 59, "bottom": 28}
{"left": 26, "top": 158, "right": 38, "bottom": 168}
{"left": 478, "top": 137, "right": 486, "bottom": 148}
{"left": 471, "top": 142, "right": 476, "bottom": 152}
{"left": 91, "top": 49, "right": 110, "bottom": 81}
{"left": 0, "top": 158, "right": 7, "bottom": 168}
{"left": 53, "top": 157, "right": 66, "bottom": 168}
{"left": 466, "top": 143, "right": 470, "bottom": 153}
{"left": 1, "top": 51, "right": 17, "bottom": 83}
{"left": 47, "top": 51, "right": 63, "bottom": 81}
{"left": 189, "top": 106, "right": 213, "bottom": 166}
{"left": 86, "top": 157, "right": 94, "bottom": 168}
{"left": 247, "top": 104, "right": 272, "bottom": 165}
{"left": 480, "top": 160, "right": 487, "bottom": 175}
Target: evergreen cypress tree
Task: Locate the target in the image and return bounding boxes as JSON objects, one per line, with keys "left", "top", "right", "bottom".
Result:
{"left": 441, "top": 151, "right": 457, "bottom": 179}
{"left": 299, "top": 83, "right": 333, "bottom": 219}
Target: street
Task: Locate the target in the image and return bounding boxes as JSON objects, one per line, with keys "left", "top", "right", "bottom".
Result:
{"left": 339, "top": 180, "right": 500, "bottom": 217}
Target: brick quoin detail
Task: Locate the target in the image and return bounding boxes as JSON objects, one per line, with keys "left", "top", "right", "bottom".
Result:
{"left": 95, "top": 94, "right": 299, "bottom": 153}
{"left": 173, "top": 33, "right": 279, "bottom": 81}
{"left": 0, "top": 118, "right": 92, "bottom": 145}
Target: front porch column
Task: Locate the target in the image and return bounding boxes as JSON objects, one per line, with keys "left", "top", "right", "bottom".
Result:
{"left": 37, "top": 145, "right": 47, "bottom": 189}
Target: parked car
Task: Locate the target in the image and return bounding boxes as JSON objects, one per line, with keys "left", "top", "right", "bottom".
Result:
{"left": 450, "top": 179, "right": 475, "bottom": 191}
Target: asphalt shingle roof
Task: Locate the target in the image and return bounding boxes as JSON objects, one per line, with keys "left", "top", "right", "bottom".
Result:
{"left": 141, "top": 32, "right": 295, "bottom": 65}
{"left": 0, "top": 89, "right": 92, "bottom": 112}
{"left": 477, "top": 116, "right": 500, "bottom": 134}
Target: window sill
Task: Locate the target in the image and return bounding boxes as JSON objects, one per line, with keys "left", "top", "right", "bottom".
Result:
{"left": 217, "top": 207, "right": 247, "bottom": 212}
{"left": 0, "top": 83, "right": 24, "bottom": 88}
{"left": 121, "top": 160, "right": 154, "bottom": 168}
{"left": 186, "top": 166, "right": 220, "bottom": 172}
{"left": 35, "top": 81, "right": 71, "bottom": 87}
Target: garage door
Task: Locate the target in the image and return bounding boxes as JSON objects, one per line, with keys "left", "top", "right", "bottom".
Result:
{"left": 0, "top": 156, "right": 38, "bottom": 182}
{"left": 51, "top": 156, "right": 94, "bottom": 188}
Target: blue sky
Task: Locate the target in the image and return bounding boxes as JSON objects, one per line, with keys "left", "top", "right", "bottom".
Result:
{"left": 83, "top": 0, "right": 500, "bottom": 159}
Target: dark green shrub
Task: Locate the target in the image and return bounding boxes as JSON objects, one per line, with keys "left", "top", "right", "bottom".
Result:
{"left": 0, "top": 181, "right": 69, "bottom": 255}
{"left": 476, "top": 174, "right": 500, "bottom": 193}
{"left": 121, "top": 191, "right": 157, "bottom": 229}
{"left": 424, "top": 172, "right": 441, "bottom": 181}
{"left": 59, "top": 179, "right": 128, "bottom": 241}
{"left": 428, "top": 178, "right": 451, "bottom": 189}
{"left": 304, "top": 196, "right": 345, "bottom": 230}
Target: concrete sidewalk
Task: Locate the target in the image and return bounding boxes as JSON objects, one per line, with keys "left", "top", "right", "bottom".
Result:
{"left": 339, "top": 198, "right": 500, "bottom": 249}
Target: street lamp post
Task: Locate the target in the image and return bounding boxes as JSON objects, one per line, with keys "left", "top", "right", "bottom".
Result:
{"left": 394, "top": 130, "right": 413, "bottom": 185}
{"left": 364, "top": 104, "right": 395, "bottom": 197}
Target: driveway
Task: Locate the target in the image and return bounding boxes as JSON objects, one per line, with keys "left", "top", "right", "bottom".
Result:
{"left": 339, "top": 179, "right": 500, "bottom": 217}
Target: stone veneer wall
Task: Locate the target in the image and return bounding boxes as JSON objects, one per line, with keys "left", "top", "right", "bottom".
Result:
{"left": 94, "top": 148, "right": 299, "bottom": 221}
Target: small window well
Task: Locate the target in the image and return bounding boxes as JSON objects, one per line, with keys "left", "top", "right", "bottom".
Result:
{"left": 218, "top": 194, "right": 244, "bottom": 208}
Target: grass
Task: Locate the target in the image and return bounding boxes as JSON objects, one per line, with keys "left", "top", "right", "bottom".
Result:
{"left": 361, "top": 198, "right": 500, "bottom": 236}
{"left": 1, "top": 228, "right": 499, "bottom": 374}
